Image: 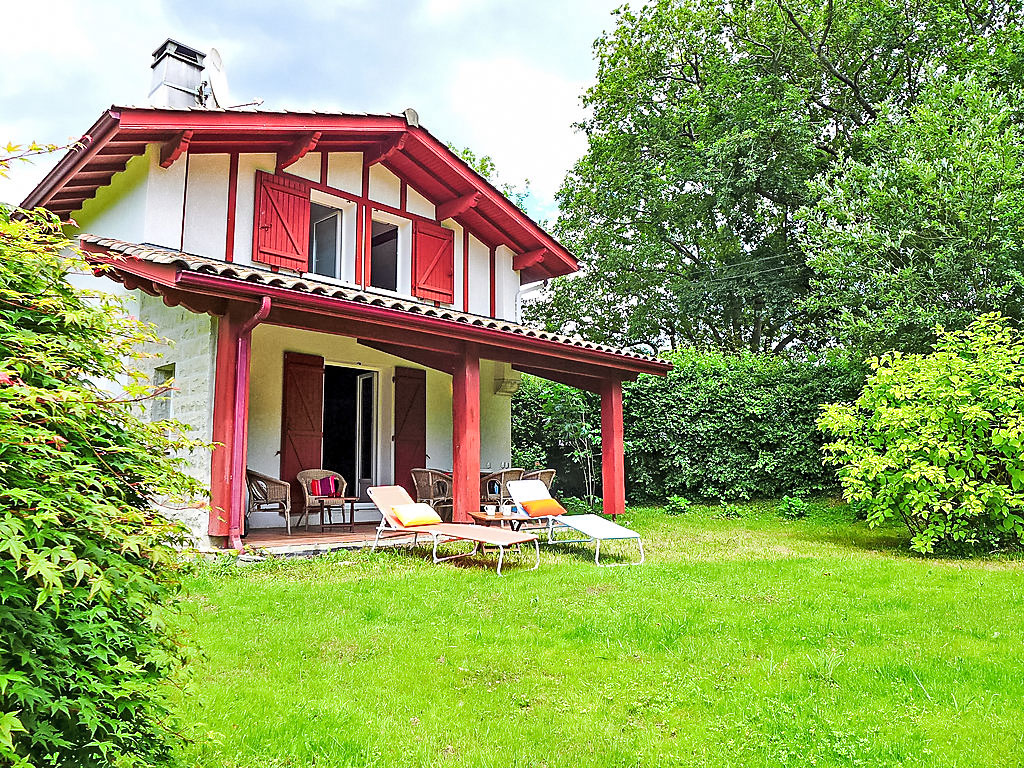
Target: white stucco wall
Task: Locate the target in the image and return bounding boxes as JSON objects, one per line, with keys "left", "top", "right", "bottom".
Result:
{"left": 231, "top": 153, "right": 278, "bottom": 266}
{"left": 467, "top": 234, "right": 491, "bottom": 316}
{"left": 327, "top": 151, "right": 363, "bottom": 194}
{"left": 182, "top": 153, "right": 230, "bottom": 259}
{"left": 367, "top": 164, "right": 402, "bottom": 208}
{"left": 136, "top": 293, "right": 218, "bottom": 544}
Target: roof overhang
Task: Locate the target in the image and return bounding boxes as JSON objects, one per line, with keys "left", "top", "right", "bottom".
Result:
{"left": 79, "top": 236, "right": 669, "bottom": 385}
{"left": 24, "top": 106, "right": 577, "bottom": 281}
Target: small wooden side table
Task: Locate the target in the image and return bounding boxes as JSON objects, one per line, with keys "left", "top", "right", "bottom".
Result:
{"left": 317, "top": 496, "right": 359, "bottom": 532}
{"left": 468, "top": 508, "right": 533, "bottom": 532}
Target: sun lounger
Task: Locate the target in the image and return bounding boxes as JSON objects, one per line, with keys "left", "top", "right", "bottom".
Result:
{"left": 506, "top": 480, "right": 645, "bottom": 566}
{"left": 367, "top": 485, "right": 539, "bottom": 576}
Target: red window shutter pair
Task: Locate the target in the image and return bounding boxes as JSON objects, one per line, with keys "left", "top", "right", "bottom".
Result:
{"left": 412, "top": 220, "right": 455, "bottom": 304}
{"left": 253, "top": 170, "right": 310, "bottom": 272}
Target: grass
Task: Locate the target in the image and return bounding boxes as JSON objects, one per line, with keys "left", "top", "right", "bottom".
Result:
{"left": 176, "top": 500, "right": 1024, "bottom": 767}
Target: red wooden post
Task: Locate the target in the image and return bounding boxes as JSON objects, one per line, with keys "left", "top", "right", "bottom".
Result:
{"left": 451, "top": 343, "right": 481, "bottom": 523}
{"left": 209, "top": 299, "right": 270, "bottom": 550}
{"left": 601, "top": 377, "right": 626, "bottom": 517}
{"left": 209, "top": 311, "right": 241, "bottom": 539}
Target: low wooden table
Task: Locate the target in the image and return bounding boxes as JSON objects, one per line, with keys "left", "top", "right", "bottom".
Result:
{"left": 468, "top": 508, "right": 534, "bottom": 532}
{"left": 316, "top": 496, "right": 360, "bottom": 532}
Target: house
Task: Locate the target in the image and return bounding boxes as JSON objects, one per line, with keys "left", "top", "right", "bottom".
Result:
{"left": 21, "top": 40, "right": 670, "bottom": 550}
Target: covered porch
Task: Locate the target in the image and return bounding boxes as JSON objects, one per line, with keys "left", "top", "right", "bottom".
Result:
{"left": 82, "top": 237, "right": 671, "bottom": 550}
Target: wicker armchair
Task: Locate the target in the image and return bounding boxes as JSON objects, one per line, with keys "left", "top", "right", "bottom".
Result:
{"left": 410, "top": 468, "right": 454, "bottom": 522}
{"left": 480, "top": 468, "right": 524, "bottom": 512}
{"left": 522, "top": 468, "right": 556, "bottom": 490}
{"left": 296, "top": 469, "right": 348, "bottom": 530}
{"left": 245, "top": 469, "right": 292, "bottom": 535}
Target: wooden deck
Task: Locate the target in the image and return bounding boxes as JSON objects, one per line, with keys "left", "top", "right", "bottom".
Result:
{"left": 242, "top": 524, "right": 408, "bottom": 556}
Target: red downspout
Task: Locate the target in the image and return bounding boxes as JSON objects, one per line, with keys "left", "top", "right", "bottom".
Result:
{"left": 228, "top": 296, "right": 272, "bottom": 550}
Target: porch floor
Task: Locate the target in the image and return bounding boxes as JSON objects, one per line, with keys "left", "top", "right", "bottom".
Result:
{"left": 243, "top": 524, "right": 404, "bottom": 556}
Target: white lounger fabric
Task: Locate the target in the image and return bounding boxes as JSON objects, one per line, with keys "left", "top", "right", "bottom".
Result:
{"left": 506, "top": 480, "right": 644, "bottom": 566}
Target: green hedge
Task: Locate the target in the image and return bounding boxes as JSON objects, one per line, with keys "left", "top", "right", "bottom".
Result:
{"left": 513, "top": 350, "right": 864, "bottom": 503}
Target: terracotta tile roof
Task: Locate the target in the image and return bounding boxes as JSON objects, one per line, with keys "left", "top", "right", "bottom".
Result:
{"left": 79, "top": 234, "right": 663, "bottom": 365}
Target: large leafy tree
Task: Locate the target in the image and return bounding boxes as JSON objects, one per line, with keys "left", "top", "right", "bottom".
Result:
{"left": 531, "top": 0, "right": 1021, "bottom": 354}
{"left": 802, "top": 75, "right": 1024, "bottom": 355}
{"left": 0, "top": 147, "right": 203, "bottom": 766}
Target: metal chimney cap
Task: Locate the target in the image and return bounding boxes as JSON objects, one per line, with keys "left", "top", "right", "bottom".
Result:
{"left": 151, "top": 38, "right": 206, "bottom": 69}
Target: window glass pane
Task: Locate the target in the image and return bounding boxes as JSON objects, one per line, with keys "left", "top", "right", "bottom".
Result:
{"left": 152, "top": 364, "right": 174, "bottom": 421}
{"left": 312, "top": 213, "right": 339, "bottom": 278}
{"left": 370, "top": 221, "right": 398, "bottom": 292}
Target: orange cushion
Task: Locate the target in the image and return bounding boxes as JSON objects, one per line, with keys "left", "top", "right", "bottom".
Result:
{"left": 520, "top": 498, "right": 566, "bottom": 518}
{"left": 392, "top": 503, "right": 442, "bottom": 527}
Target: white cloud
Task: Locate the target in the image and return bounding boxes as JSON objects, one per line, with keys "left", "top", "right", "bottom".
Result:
{"left": 443, "top": 55, "right": 589, "bottom": 217}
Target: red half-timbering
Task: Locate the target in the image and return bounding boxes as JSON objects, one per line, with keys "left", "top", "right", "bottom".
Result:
{"left": 22, "top": 107, "right": 577, "bottom": 282}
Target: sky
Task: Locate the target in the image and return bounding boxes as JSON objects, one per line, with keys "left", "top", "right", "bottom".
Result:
{"left": 0, "top": 0, "right": 626, "bottom": 220}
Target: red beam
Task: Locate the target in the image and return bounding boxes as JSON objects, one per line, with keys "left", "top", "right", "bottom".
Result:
{"left": 489, "top": 246, "right": 496, "bottom": 317}
{"left": 436, "top": 192, "right": 480, "bottom": 222}
{"left": 159, "top": 130, "right": 193, "bottom": 168}
{"left": 462, "top": 229, "right": 470, "bottom": 313}
{"left": 513, "top": 248, "right": 546, "bottom": 271}
{"left": 600, "top": 378, "right": 626, "bottom": 517}
{"left": 452, "top": 344, "right": 481, "bottom": 523}
{"left": 357, "top": 339, "right": 458, "bottom": 373}
{"left": 276, "top": 130, "right": 322, "bottom": 172}
{"left": 364, "top": 133, "right": 407, "bottom": 167}
{"left": 225, "top": 153, "right": 238, "bottom": 262}
{"left": 512, "top": 364, "right": 604, "bottom": 393}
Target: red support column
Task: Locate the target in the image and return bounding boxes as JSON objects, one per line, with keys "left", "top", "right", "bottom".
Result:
{"left": 209, "top": 298, "right": 271, "bottom": 549}
{"left": 601, "top": 377, "right": 626, "bottom": 517}
{"left": 451, "top": 343, "right": 481, "bottom": 523}
{"left": 209, "top": 311, "right": 241, "bottom": 539}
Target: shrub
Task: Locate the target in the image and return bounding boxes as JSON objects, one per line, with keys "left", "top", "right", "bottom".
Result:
{"left": 819, "top": 314, "right": 1024, "bottom": 554}
{"left": 665, "top": 496, "right": 691, "bottom": 516}
{"left": 623, "top": 350, "right": 864, "bottom": 502}
{"left": 0, "top": 202, "right": 203, "bottom": 766}
{"left": 513, "top": 351, "right": 864, "bottom": 503}
{"left": 778, "top": 496, "right": 810, "bottom": 519}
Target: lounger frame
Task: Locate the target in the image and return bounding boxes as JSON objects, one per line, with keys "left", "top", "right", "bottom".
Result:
{"left": 367, "top": 488, "right": 540, "bottom": 576}
{"left": 545, "top": 515, "right": 645, "bottom": 567}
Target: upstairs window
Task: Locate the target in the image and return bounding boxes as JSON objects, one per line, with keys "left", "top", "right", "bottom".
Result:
{"left": 310, "top": 203, "right": 343, "bottom": 279}
{"left": 369, "top": 220, "right": 399, "bottom": 292}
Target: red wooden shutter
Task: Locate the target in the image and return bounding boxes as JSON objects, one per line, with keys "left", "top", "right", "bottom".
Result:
{"left": 280, "top": 352, "right": 324, "bottom": 509}
{"left": 253, "top": 170, "right": 311, "bottom": 272}
{"left": 412, "top": 220, "right": 455, "bottom": 303}
{"left": 393, "top": 367, "right": 426, "bottom": 496}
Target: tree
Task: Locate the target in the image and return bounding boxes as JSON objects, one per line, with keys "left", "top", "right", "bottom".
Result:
{"left": 820, "top": 315, "right": 1024, "bottom": 554}
{"left": 801, "top": 75, "right": 1024, "bottom": 356}
{"left": 0, "top": 152, "right": 203, "bottom": 766}
{"left": 531, "top": 0, "right": 1022, "bottom": 354}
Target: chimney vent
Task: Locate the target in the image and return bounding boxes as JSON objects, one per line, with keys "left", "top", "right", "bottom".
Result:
{"left": 149, "top": 39, "right": 206, "bottom": 108}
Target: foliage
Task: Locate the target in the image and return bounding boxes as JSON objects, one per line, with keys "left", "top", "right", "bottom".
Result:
{"left": 530, "top": 0, "right": 1021, "bottom": 354}
{"left": 624, "top": 350, "right": 864, "bottom": 501}
{"left": 665, "top": 495, "right": 691, "bottom": 516}
{"left": 0, "top": 198, "right": 203, "bottom": 766}
{"left": 513, "top": 351, "right": 863, "bottom": 502}
{"left": 778, "top": 495, "right": 810, "bottom": 519}
{"left": 802, "top": 75, "right": 1024, "bottom": 356}
{"left": 511, "top": 374, "right": 601, "bottom": 499}
{"left": 820, "top": 314, "right": 1024, "bottom": 555}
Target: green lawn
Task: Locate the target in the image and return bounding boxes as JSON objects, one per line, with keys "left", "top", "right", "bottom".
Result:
{"left": 177, "top": 502, "right": 1024, "bottom": 767}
